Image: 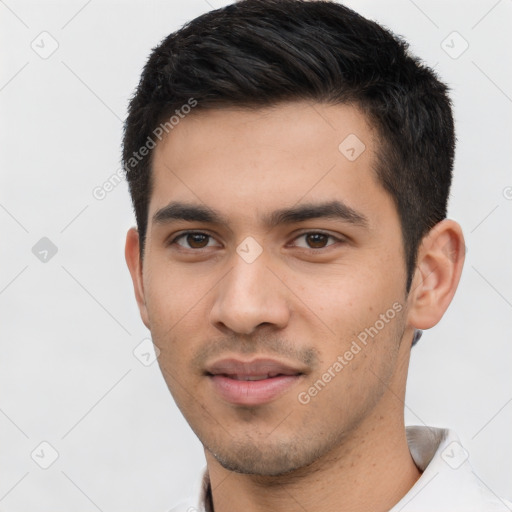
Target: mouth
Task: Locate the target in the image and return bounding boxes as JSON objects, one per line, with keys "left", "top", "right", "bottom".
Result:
{"left": 205, "top": 358, "right": 305, "bottom": 406}
{"left": 220, "top": 373, "right": 292, "bottom": 381}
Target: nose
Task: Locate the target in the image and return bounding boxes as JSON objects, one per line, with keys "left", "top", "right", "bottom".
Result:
{"left": 209, "top": 252, "right": 291, "bottom": 336}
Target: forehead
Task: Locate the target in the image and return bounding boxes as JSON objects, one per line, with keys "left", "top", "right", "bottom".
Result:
{"left": 149, "top": 101, "right": 391, "bottom": 228}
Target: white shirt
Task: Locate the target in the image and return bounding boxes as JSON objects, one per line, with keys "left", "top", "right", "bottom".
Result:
{"left": 170, "top": 426, "right": 512, "bottom": 511}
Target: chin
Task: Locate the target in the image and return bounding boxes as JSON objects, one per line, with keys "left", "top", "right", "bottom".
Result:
{"left": 208, "top": 439, "right": 326, "bottom": 477}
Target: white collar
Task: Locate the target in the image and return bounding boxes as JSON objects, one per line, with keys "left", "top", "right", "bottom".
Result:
{"left": 390, "top": 426, "right": 511, "bottom": 511}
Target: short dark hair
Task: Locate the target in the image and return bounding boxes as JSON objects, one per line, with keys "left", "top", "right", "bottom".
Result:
{"left": 122, "top": 0, "right": 455, "bottom": 292}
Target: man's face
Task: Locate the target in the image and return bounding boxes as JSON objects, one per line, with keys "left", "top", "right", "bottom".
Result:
{"left": 134, "top": 102, "right": 414, "bottom": 476}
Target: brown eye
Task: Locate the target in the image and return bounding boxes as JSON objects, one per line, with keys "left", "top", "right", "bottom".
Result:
{"left": 171, "top": 232, "right": 220, "bottom": 249}
{"left": 186, "top": 233, "right": 210, "bottom": 248}
{"left": 292, "top": 232, "right": 341, "bottom": 250}
{"left": 305, "top": 233, "right": 329, "bottom": 248}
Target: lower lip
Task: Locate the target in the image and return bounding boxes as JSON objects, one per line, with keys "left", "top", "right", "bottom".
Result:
{"left": 209, "top": 375, "right": 301, "bottom": 406}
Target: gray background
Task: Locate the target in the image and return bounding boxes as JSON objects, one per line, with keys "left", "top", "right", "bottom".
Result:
{"left": 1, "top": 0, "right": 511, "bottom": 510}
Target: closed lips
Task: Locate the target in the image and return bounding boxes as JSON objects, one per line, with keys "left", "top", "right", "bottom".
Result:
{"left": 222, "top": 373, "right": 293, "bottom": 381}
{"left": 205, "top": 358, "right": 306, "bottom": 405}
{"left": 205, "top": 358, "right": 305, "bottom": 379}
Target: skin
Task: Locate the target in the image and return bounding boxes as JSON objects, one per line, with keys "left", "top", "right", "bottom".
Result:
{"left": 125, "top": 101, "right": 465, "bottom": 512}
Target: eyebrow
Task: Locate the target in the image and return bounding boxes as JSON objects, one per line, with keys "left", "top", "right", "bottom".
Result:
{"left": 152, "top": 200, "right": 368, "bottom": 229}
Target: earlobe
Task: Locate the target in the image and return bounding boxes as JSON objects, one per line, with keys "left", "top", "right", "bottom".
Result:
{"left": 125, "top": 227, "right": 150, "bottom": 329}
{"left": 407, "top": 219, "right": 465, "bottom": 331}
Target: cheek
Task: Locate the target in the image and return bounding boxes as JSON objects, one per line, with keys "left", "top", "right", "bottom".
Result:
{"left": 143, "top": 271, "right": 206, "bottom": 372}
{"left": 152, "top": 311, "right": 204, "bottom": 409}
{"left": 143, "top": 256, "right": 210, "bottom": 325}
{"left": 291, "top": 257, "right": 406, "bottom": 371}
{"left": 295, "top": 259, "right": 402, "bottom": 319}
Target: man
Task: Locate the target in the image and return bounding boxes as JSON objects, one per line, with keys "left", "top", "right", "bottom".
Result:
{"left": 123, "top": 1, "right": 511, "bottom": 510}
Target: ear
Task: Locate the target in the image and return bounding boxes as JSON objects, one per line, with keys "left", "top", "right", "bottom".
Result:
{"left": 125, "top": 227, "right": 150, "bottom": 329}
{"left": 407, "top": 219, "right": 465, "bottom": 330}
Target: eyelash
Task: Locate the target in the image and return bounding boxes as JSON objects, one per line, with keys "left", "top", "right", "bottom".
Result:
{"left": 168, "top": 230, "right": 345, "bottom": 251}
